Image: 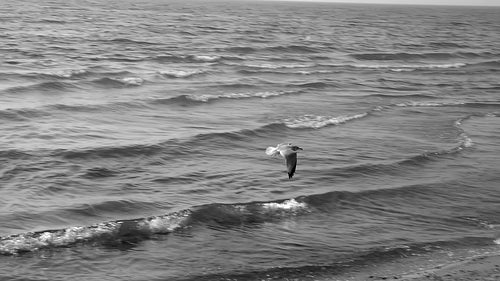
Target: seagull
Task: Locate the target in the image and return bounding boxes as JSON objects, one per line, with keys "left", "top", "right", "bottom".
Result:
{"left": 265, "top": 143, "right": 303, "bottom": 179}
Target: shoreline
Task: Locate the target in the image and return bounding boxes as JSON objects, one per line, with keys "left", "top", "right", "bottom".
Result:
{"left": 400, "top": 253, "right": 500, "bottom": 281}
{"left": 357, "top": 253, "right": 500, "bottom": 281}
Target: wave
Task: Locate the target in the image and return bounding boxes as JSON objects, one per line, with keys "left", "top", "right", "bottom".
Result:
{"left": 3, "top": 81, "right": 81, "bottom": 94}
{"left": 91, "top": 77, "right": 144, "bottom": 87}
{"left": 153, "top": 90, "right": 298, "bottom": 104}
{"left": 1, "top": 69, "right": 135, "bottom": 81}
{"left": 283, "top": 113, "right": 369, "bottom": 129}
{"left": 38, "top": 18, "right": 67, "bottom": 24}
{"left": 0, "top": 149, "right": 33, "bottom": 160}
{"left": 0, "top": 90, "right": 297, "bottom": 124}
{"left": 395, "top": 101, "right": 466, "bottom": 108}
{"left": 106, "top": 38, "right": 159, "bottom": 46}
{"left": 0, "top": 108, "right": 50, "bottom": 122}
{"left": 290, "top": 81, "right": 336, "bottom": 89}
{"left": 351, "top": 51, "right": 495, "bottom": 61}
{"left": 463, "top": 60, "right": 500, "bottom": 70}
{"left": 2, "top": 102, "right": 488, "bottom": 161}
{"left": 0, "top": 70, "right": 145, "bottom": 92}
{"left": 428, "top": 41, "right": 470, "bottom": 48}
{"left": 344, "top": 62, "right": 467, "bottom": 72}
{"left": 0, "top": 198, "right": 308, "bottom": 255}
{"left": 175, "top": 234, "right": 494, "bottom": 281}
{"left": 49, "top": 123, "right": 278, "bottom": 160}
{"left": 224, "top": 46, "right": 257, "bottom": 54}
{"left": 153, "top": 54, "right": 222, "bottom": 63}
{"left": 393, "top": 100, "right": 500, "bottom": 109}
{"left": 158, "top": 69, "right": 208, "bottom": 78}
{"left": 320, "top": 140, "right": 472, "bottom": 180}
{"left": 223, "top": 44, "right": 322, "bottom": 55}
{"left": 2, "top": 189, "right": 495, "bottom": 263}
{"left": 175, "top": 235, "right": 495, "bottom": 281}
{"left": 235, "top": 60, "right": 485, "bottom": 75}
{"left": 366, "top": 93, "right": 437, "bottom": 99}
{"left": 241, "top": 62, "right": 316, "bottom": 69}
{"left": 0, "top": 100, "right": 151, "bottom": 123}
{"left": 264, "top": 45, "right": 322, "bottom": 54}
{"left": 34, "top": 69, "right": 90, "bottom": 79}
{"left": 81, "top": 167, "right": 119, "bottom": 179}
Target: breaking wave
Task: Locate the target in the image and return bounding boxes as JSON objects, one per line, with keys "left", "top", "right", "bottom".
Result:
{"left": 158, "top": 69, "right": 208, "bottom": 78}
{"left": 351, "top": 51, "right": 495, "bottom": 61}
{"left": 223, "top": 44, "right": 322, "bottom": 54}
{"left": 92, "top": 77, "right": 144, "bottom": 87}
{"left": 153, "top": 54, "right": 222, "bottom": 63}
{"left": 283, "top": 113, "right": 368, "bottom": 129}
{"left": 3, "top": 81, "right": 81, "bottom": 94}
{"left": 2, "top": 186, "right": 494, "bottom": 256}
{"left": 0, "top": 198, "right": 308, "bottom": 255}
{"left": 154, "top": 90, "right": 299, "bottom": 104}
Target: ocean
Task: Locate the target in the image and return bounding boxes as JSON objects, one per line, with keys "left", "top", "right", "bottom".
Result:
{"left": 1, "top": 0, "right": 499, "bottom": 280}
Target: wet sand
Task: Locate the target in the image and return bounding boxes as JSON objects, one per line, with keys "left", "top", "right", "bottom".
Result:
{"left": 399, "top": 254, "right": 500, "bottom": 281}
{"left": 357, "top": 254, "right": 500, "bottom": 281}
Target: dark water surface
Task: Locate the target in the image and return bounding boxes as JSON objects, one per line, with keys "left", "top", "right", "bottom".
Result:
{"left": 1, "top": 1, "right": 499, "bottom": 280}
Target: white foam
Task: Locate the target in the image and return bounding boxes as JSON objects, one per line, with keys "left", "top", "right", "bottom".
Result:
{"left": 193, "top": 55, "right": 220, "bottom": 62}
{"left": 51, "top": 69, "right": 88, "bottom": 78}
{"left": 353, "top": 62, "right": 466, "bottom": 71}
{"left": 390, "top": 68, "right": 417, "bottom": 72}
{"left": 120, "top": 77, "right": 144, "bottom": 86}
{"left": 427, "top": 62, "right": 467, "bottom": 69}
{"left": 0, "top": 222, "right": 120, "bottom": 255}
{"left": 395, "top": 101, "right": 466, "bottom": 108}
{"left": 159, "top": 69, "right": 205, "bottom": 78}
{"left": 189, "top": 91, "right": 287, "bottom": 102}
{"left": 262, "top": 199, "right": 307, "bottom": 210}
{"left": 245, "top": 63, "right": 314, "bottom": 69}
{"left": 462, "top": 135, "right": 473, "bottom": 148}
{"left": 297, "top": 70, "right": 335, "bottom": 75}
{"left": 494, "top": 238, "right": 500, "bottom": 245}
{"left": 284, "top": 113, "right": 367, "bottom": 129}
{"left": 138, "top": 211, "right": 191, "bottom": 234}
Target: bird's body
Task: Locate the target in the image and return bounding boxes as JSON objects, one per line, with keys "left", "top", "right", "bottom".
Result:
{"left": 265, "top": 143, "right": 303, "bottom": 179}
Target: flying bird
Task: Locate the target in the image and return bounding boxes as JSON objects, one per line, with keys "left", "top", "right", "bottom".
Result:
{"left": 265, "top": 143, "right": 303, "bottom": 179}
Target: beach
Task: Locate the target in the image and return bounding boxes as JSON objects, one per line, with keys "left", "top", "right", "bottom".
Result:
{"left": 401, "top": 254, "right": 500, "bottom": 281}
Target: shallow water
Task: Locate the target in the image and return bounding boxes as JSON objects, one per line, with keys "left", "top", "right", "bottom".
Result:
{"left": 1, "top": 1, "right": 500, "bottom": 280}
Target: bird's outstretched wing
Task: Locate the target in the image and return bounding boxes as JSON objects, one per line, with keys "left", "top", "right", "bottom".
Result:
{"left": 285, "top": 153, "right": 297, "bottom": 179}
{"left": 265, "top": 146, "right": 280, "bottom": 156}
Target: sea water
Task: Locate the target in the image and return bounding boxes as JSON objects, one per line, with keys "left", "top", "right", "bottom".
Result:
{"left": 1, "top": 1, "right": 499, "bottom": 280}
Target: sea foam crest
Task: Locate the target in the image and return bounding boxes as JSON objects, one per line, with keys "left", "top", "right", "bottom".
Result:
{"left": 453, "top": 116, "right": 474, "bottom": 149}
{"left": 188, "top": 91, "right": 289, "bottom": 102}
{"left": 261, "top": 199, "right": 307, "bottom": 211}
{"left": 0, "top": 198, "right": 311, "bottom": 255}
{"left": 284, "top": 113, "right": 368, "bottom": 129}
{"left": 159, "top": 69, "right": 206, "bottom": 78}
{"left": 245, "top": 62, "right": 315, "bottom": 69}
{"left": 120, "top": 77, "right": 144, "bottom": 86}
{"left": 137, "top": 210, "right": 191, "bottom": 234}
{"left": 461, "top": 135, "right": 473, "bottom": 148}
{"left": 193, "top": 55, "right": 220, "bottom": 62}
{"left": 352, "top": 62, "right": 466, "bottom": 72}
{"left": 395, "top": 101, "right": 466, "bottom": 108}
{"left": 0, "top": 211, "right": 191, "bottom": 255}
{"left": 0, "top": 222, "right": 120, "bottom": 255}
{"left": 49, "top": 69, "right": 88, "bottom": 78}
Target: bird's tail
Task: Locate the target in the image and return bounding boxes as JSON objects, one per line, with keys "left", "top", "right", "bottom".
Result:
{"left": 265, "top": 146, "right": 280, "bottom": 156}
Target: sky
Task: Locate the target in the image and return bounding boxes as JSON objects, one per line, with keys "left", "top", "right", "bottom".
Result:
{"left": 279, "top": 0, "right": 500, "bottom": 6}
